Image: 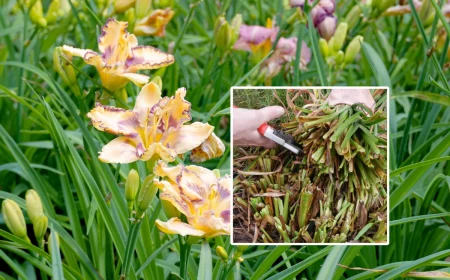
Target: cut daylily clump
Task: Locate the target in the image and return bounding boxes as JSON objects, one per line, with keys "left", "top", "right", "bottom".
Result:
{"left": 233, "top": 89, "right": 387, "bottom": 243}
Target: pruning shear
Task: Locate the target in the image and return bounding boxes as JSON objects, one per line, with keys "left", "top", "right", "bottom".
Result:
{"left": 257, "top": 123, "right": 303, "bottom": 155}
{"left": 234, "top": 106, "right": 302, "bottom": 155}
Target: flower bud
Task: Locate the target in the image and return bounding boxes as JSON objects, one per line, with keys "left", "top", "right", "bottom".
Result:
{"left": 46, "top": 0, "right": 61, "bottom": 24}
{"left": 125, "top": 8, "right": 136, "bottom": 30}
{"left": 125, "top": 169, "right": 140, "bottom": 213}
{"left": 319, "top": 38, "right": 329, "bottom": 57}
{"left": 216, "top": 246, "right": 228, "bottom": 262}
{"left": 29, "top": 0, "right": 47, "bottom": 28}
{"left": 25, "top": 190, "right": 44, "bottom": 224}
{"left": 233, "top": 245, "right": 248, "bottom": 260}
{"left": 332, "top": 22, "right": 348, "bottom": 52}
{"left": 33, "top": 215, "right": 48, "bottom": 241}
{"left": 378, "top": 0, "right": 396, "bottom": 13}
{"left": 154, "top": 0, "right": 174, "bottom": 8}
{"left": 418, "top": 0, "right": 435, "bottom": 27}
{"left": 125, "top": 169, "right": 140, "bottom": 202}
{"left": 48, "top": 231, "right": 60, "bottom": 255}
{"left": 231, "top": 14, "right": 242, "bottom": 34}
{"left": 317, "top": 16, "right": 337, "bottom": 41}
{"left": 115, "top": 0, "right": 135, "bottom": 13}
{"left": 135, "top": 0, "right": 151, "bottom": 19}
{"left": 335, "top": 50, "right": 344, "bottom": 65}
{"left": 161, "top": 199, "right": 180, "bottom": 219}
{"left": 344, "top": 5, "right": 362, "bottom": 30}
{"left": 2, "top": 199, "right": 27, "bottom": 239}
{"left": 135, "top": 175, "right": 157, "bottom": 219}
{"left": 53, "top": 47, "right": 80, "bottom": 97}
{"left": 238, "top": 257, "right": 244, "bottom": 263}
{"left": 344, "top": 35, "right": 364, "bottom": 64}
{"left": 214, "top": 17, "right": 233, "bottom": 52}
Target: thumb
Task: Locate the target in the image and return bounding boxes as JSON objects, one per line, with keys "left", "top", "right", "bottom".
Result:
{"left": 255, "top": 106, "right": 285, "bottom": 124}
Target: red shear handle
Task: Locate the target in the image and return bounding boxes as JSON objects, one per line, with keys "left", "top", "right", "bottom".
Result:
{"left": 257, "top": 123, "right": 269, "bottom": 135}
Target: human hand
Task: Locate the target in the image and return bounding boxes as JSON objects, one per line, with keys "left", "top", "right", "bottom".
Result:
{"left": 326, "top": 88, "right": 375, "bottom": 110}
{"left": 233, "top": 106, "right": 285, "bottom": 148}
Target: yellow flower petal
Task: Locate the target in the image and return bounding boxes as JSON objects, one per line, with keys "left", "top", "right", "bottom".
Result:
{"left": 98, "top": 136, "right": 142, "bottom": 163}
{"left": 116, "top": 72, "right": 150, "bottom": 87}
{"left": 163, "top": 122, "right": 214, "bottom": 155}
{"left": 140, "top": 142, "right": 177, "bottom": 162}
{"left": 155, "top": 218, "right": 206, "bottom": 236}
{"left": 194, "top": 211, "right": 230, "bottom": 237}
{"left": 126, "top": 46, "right": 175, "bottom": 72}
{"left": 134, "top": 8, "right": 175, "bottom": 37}
{"left": 87, "top": 103, "right": 139, "bottom": 136}
{"left": 190, "top": 132, "right": 225, "bottom": 162}
{"left": 156, "top": 181, "right": 194, "bottom": 218}
{"left": 98, "top": 19, "right": 130, "bottom": 65}
{"left": 134, "top": 82, "right": 162, "bottom": 121}
{"left": 164, "top": 87, "right": 191, "bottom": 127}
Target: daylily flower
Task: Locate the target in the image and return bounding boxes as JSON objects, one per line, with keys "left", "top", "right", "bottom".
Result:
{"left": 86, "top": 82, "right": 225, "bottom": 163}
{"left": 233, "top": 20, "right": 279, "bottom": 62}
{"left": 290, "top": 0, "right": 337, "bottom": 40}
{"left": 154, "top": 161, "right": 231, "bottom": 237}
{"left": 62, "top": 18, "right": 174, "bottom": 92}
{"left": 263, "top": 37, "right": 311, "bottom": 79}
{"left": 134, "top": 8, "right": 175, "bottom": 37}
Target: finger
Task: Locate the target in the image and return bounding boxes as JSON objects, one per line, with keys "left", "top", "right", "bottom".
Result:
{"left": 327, "top": 89, "right": 375, "bottom": 110}
{"left": 255, "top": 106, "right": 285, "bottom": 124}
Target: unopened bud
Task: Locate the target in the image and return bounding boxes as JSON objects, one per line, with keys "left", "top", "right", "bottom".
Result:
{"left": 25, "top": 190, "right": 43, "bottom": 224}
{"left": 48, "top": 231, "right": 60, "bottom": 255}
{"left": 233, "top": 245, "right": 248, "bottom": 260}
{"left": 378, "top": 0, "right": 396, "bottom": 13}
{"left": 344, "top": 5, "right": 362, "bottom": 30}
{"left": 319, "top": 38, "right": 329, "bottom": 57}
{"left": 135, "top": 0, "right": 151, "bottom": 19}
{"left": 46, "top": 0, "right": 61, "bottom": 24}
{"left": 231, "top": 14, "right": 242, "bottom": 34}
{"left": 214, "top": 17, "right": 233, "bottom": 52}
{"left": 332, "top": 22, "right": 348, "bottom": 52}
{"left": 216, "top": 246, "right": 228, "bottom": 262}
{"left": 135, "top": 175, "right": 157, "bottom": 219}
{"left": 154, "top": 0, "right": 174, "bottom": 8}
{"left": 33, "top": 215, "right": 48, "bottom": 241}
{"left": 115, "top": 0, "right": 135, "bottom": 13}
{"left": 344, "top": 36, "right": 364, "bottom": 64}
{"left": 238, "top": 257, "right": 244, "bottom": 263}
{"left": 418, "top": 0, "right": 435, "bottom": 27}
{"left": 29, "top": 0, "right": 47, "bottom": 27}
{"left": 125, "top": 8, "right": 136, "bottom": 30}
{"left": 2, "top": 199, "right": 28, "bottom": 239}
{"left": 335, "top": 50, "right": 344, "bottom": 65}
{"left": 53, "top": 47, "right": 80, "bottom": 97}
{"left": 125, "top": 169, "right": 140, "bottom": 213}
{"left": 317, "top": 16, "right": 337, "bottom": 41}
{"left": 161, "top": 199, "right": 180, "bottom": 219}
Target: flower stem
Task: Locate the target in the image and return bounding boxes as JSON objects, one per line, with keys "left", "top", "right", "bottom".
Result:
{"left": 179, "top": 236, "right": 191, "bottom": 279}
{"left": 120, "top": 221, "right": 142, "bottom": 279}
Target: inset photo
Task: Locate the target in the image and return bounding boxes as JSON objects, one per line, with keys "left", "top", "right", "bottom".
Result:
{"left": 231, "top": 87, "right": 388, "bottom": 244}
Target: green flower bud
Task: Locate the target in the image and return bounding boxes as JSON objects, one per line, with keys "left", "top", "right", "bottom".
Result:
{"left": 135, "top": 0, "right": 151, "bottom": 19}
{"left": 48, "top": 231, "right": 60, "bottom": 255}
{"left": 135, "top": 175, "right": 157, "bottom": 219}
{"left": 125, "top": 169, "right": 140, "bottom": 202}
{"left": 335, "top": 50, "right": 344, "bottom": 65}
{"left": 2, "top": 199, "right": 28, "bottom": 239}
{"left": 418, "top": 0, "right": 435, "bottom": 27}
{"left": 378, "top": 0, "right": 395, "bottom": 13}
{"left": 53, "top": 47, "right": 80, "bottom": 97}
{"left": 216, "top": 246, "right": 228, "bottom": 262}
{"left": 125, "top": 169, "right": 140, "bottom": 214}
{"left": 154, "top": 0, "right": 173, "bottom": 8}
{"left": 29, "top": 0, "right": 47, "bottom": 28}
{"left": 33, "top": 215, "right": 48, "bottom": 241}
{"left": 344, "top": 36, "right": 364, "bottom": 64}
{"left": 332, "top": 22, "right": 348, "bottom": 52}
{"left": 231, "top": 14, "right": 242, "bottom": 34}
{"left": 25, "top": 189, "right": 43, "bottom": 224}
{"left": 161, "top": 199, "right": 180, "bottom": 219}
{"left": 319, "top": 38, "right": 329, "bottom": 57}
{"left": 327, "top": 36, "right": 335, "bottom": 54}
{"left": 233, "top": 245, "right": 248, "bottom": 260}
{"left": 344, "top": 5, "right": 362, "bottom": 30}
{"left": 214, "top": 16, "right": 233, "bottom": 52}
{"left": 125, "top": 8, "right": 136, "bottom": 30}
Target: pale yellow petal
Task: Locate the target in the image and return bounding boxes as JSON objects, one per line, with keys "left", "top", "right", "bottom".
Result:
{"left": 163, "top": 122, "right": 214, "bottom": 155}
{"left": 126, "top": 46, "right": 174, "bottom": 72}
{"left": 116, "top": 72, "right": 150, "bottom": 87}
{"left": 62, "top": 45, "right": 104, "bottom": 68}
{"left": 190, "top": 132, "right": 225, "bottom": 162}
{"left": 134, "top": 82, "right": 162, "bottom": 120}
{"left": 163, "top": 87, "right": 191, "bottom": 128}
{"left": 98, "top": 19, "right": 130, "bottom": 64}
{"left": 156, "top": 218, "right": 206, "bottom": 236}
{"left": 87, "top": 103, "right": 139, "bottom": 136}
{"left": 98, "top": 71, "right": 130, "bottom": 92}
{"left": 156, "top": 181, "right": 194, "bottom": 218}
{"left": 98, "top": 136, "right": 142, "bottom": 163}
{"left": 134, "top": 8, "right": 175, "bottom": 37}
{"left": 194, "top": 211, "right": 230, "bottom": 237}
